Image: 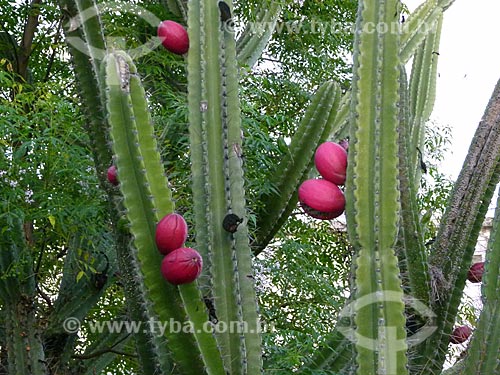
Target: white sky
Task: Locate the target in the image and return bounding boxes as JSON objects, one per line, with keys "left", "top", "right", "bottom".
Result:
{"left": 405, "top": 0, "right": 500, "bottom": 217}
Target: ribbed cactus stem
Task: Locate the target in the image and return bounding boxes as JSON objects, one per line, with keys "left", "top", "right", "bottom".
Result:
{"left": 253, "top": 81, "right": 341, "bottom": 253}
{"left": 461, "top": 193, "right": 500, "bottom": 374}
{"left": 236, "top": 1, "right": 282, "bottom": 67}
{"left": 396, "top": 66, "right": 430, "bottom": 306}
{"left": 408, "top": 13, "right": 442, "bottom": 184}
{"left": 0, "top": 211, "right": 47, "bottom": 375}
{"left": 346, "top": 1, "right": 407, "bottom": 374}
{"left": 187, "top": 0, "right": 263, "bottom": 372}
{"left": 420, "top": 76, "right": 500, "bottom": 374}
{"left": 104, "top": 50, "right": 224, "bottom": 374}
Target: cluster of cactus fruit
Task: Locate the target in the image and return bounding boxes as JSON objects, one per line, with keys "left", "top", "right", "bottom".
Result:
{"left": 446, "top": 262, "right": 486, "bottom": 346}
{"left": 298, "top": 141, "right": 347, "bottom": 220}
{"left": 156, "top": 213, "right": 202, "bottom": 285}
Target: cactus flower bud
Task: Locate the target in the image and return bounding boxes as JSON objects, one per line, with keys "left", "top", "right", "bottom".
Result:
{"left": 161, "top": 247, "right": 203, "bottom": 285}
{"left": 157, "top": 20, "right": 189, "bottom": 55}
{"left": 450, "top": 325, "right": 472, "bottom": 344}
{"left": 298, "top": 179, "right": 345, "bottom": 220}
{"left": 155, "top": 213, "right": 188, "bottom": 254}
{"left": 467, "top": 262, "right": 484, "bottom": 283}
{"left": 314, "top": 142, "right": 348, "bottom": 185}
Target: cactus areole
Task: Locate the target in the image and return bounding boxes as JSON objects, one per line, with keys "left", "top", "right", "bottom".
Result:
{"left": 314, "top": 142, "right": 348, "bottom": 185}
{"left": 450, "top": 325, "right": 472, "bottom": 344}
{"left": 298, "top": 179, "right": 345, "bottom": 220}
{"left": 467, "top": 262, "right": 484, "bottom": 283}
{"left": 161, "top": 247, "right": 203, "bottom": 285}
{"left": 155, "top": 213, "right": 188, "bottom": 254}
{"left": 107, "top": 165, "right": 118, "bottom": 186}
{"left": 157, "top": 20, "right": 189, "bottom": 55}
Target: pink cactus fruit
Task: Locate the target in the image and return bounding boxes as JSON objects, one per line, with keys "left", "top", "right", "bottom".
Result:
{"left": 161, "top": 247, "right": 203, "bottom": 285}
{"left": 155, "top": 213, "right": 188, "bottom": 255}
{"left": 157, "top": 20, "right": 189, "bottom": 55}
{"left": 314, "top": 141, "right": 348, "bottom": 185}
{"left": 298, "top": 179, "right": 345, "bottom": 220}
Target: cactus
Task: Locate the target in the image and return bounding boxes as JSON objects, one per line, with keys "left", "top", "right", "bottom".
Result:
{"left": 3, "top": 0, "right": 498, "bottom": 374}
{"left": 0, "top": 209, "right": 47, "bottom": 375}
{"left": 460, "top": 193, "right": 500, "bottom": 374}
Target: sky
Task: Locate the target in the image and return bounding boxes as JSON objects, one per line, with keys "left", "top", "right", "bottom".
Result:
{"left": 405, "top": 0, "right": 500, "bottom": 217}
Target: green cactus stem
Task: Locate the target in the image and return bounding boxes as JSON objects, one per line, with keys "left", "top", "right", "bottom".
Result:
{"left": 59, "top": 1, "right": 167, "bottom": 371}
{"left": 460, "top": 193, "right": 500, "bottom": 374}
{"left": 395, "top": 66, "right": 430, "bottom": 306}
{"left": 400, "top": 0, "right": 443, "bottom": 64}
{"left": 420, "top": 76, "right": 500, "bottom": 374}
{"left": 0, "top": 210, "right": 47, "bottom": 375}
{"left": 104, "top": 49, "right": 225, "bottom": 375}
{"left": 186, "top": 0, "right": 262, "bottom": 372}
{"left": 408, "top": 13, "right": 442, "bottom": 184}
{"left": 346, "top": 1, "right": 407, "bottom": 374}
{"left": 236, "top": 1, "right": 282, "bottom": 67}
{"left": 253, "top": 81, "right": 341, "bottom": 254}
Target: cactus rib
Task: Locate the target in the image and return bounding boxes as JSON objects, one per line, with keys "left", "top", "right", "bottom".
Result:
{"left": 347, "top": 1, "right": 407, "bottom": 374}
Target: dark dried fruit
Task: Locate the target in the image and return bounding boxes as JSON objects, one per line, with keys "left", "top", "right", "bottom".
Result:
{"left": 222, "top": 213, "right": 242, "bottom": 233}
{"left": 161, "top": 247, "right": 203, "bottom": 285}
{"left": 450, "top": 325, "right": 472, "bottom": 344}
{"left": 467, "top": 262, "right": 484, "bottom": 283}
{"left": 338, "top": 138, "right": 349, "bottom": 151}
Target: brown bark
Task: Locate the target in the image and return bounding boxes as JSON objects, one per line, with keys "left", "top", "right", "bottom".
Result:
{"left": 17, "top": 0, "right": 42, "bottom": 80}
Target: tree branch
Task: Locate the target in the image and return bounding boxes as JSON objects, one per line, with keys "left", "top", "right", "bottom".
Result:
{"left": 18, "top": 0, "right": 42, "bottom": 80}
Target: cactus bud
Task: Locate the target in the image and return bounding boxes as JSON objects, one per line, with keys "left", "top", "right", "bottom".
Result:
{"left": 161, "top": 247, "right": 203, "bottom": 285}
{"left": 107, "top": 165, "right": 118, "bottom": 186}
{"left": 467, "top": 262, "right": 484, "bottom": 283}
{"left": 450, "top": 325, "right": 472, "bottom": 344}
{"left": 157, "top": 20, "right": 189, "bottom": 55}
{"left": 298, "top": 179, "right": 345, "bottom": 220}
{"left": 155, "top": 213, "right": 188, "bottom": 254}
{"left": 314, "top": 142, "right": 348, "bottom": 185}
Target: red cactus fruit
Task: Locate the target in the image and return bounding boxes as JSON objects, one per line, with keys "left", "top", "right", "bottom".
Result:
{"left": 467, "top": 262, "right": 484, "bottom": 283}
{"left": 107, "top": 165, "right": 118, "bottom": 186}
{"left": 298, "top": 179, "right": 345, "bottom": 220}
{"left": 157, "top": 20, "right": 189, "bottom": 55}
{"left": 161, "top": 247, "right": 202, "bottom": 285}
{"left": 314, "top": 142, "right": 348, "bottom": 185}
{"left": 450, "top": 325, "right": 472, "bottom": 344}
{"left": 155, "top": 213, "right": 188, "bottom": 255}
